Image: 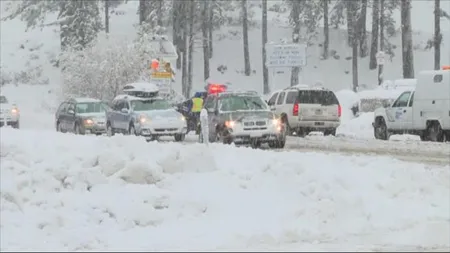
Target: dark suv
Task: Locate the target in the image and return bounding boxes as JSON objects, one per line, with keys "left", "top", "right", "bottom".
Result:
{"left": 199, "top": 91, "right": 286, "bottom": 149}
{"left": 55, "top": 98, "right": 108, "bottom": 135}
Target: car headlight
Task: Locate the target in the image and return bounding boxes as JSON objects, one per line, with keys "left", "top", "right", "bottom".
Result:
{"left": 272, "top": 119, "right": 280, "bottom": 126}
{"left": 84, "top": 119, "right": 94, "bottom": 125}
{"left": 11, "top": 108, "right": 19, "bottom": 114}
{"left": 225, "top": 120, "right": 235, "bottom": 128}
{"left": 138, "top": 114, "right": 149, "bottom": 123}
{"left": 181, "top": 116, "right": 185, "bottom": 121}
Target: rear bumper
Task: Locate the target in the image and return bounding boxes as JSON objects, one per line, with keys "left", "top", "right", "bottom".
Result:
{"left": 294, "top": 120, "right": 340, "bottom": 130}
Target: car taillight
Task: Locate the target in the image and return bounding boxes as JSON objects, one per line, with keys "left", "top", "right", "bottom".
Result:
{"left": 338, "top": 104, "right": 342, "bottom": 117}
{"left": 293, "top": 103, "right": 299, "bottom": 116}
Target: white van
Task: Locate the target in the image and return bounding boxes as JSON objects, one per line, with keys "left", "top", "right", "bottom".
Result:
{"left": 373, "top": 67, "right": 450, "bottom": 142}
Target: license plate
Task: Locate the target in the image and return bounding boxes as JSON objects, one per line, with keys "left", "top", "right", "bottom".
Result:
{"left": 250, "top": 132, "right": 262, "bottom": 137}
{"left": 315, "top": 109, "right": 323, "bottom": 115}
{"left": 315, "top": 122, "right": 324, "bottom": 126}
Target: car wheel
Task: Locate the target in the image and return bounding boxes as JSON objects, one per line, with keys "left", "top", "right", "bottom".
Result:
{"left": 374, "top": 118, "right": 388, "bottom": 140}
{"left": 106, "top": 123, "right": 115, "bottom": 137}
{"left": 250, "top": 139, "right": 261, "bottom": 149}
{"left": 74, "top": 124, "right": 81, "bottom": 135}
{"left": 12, "top": 121, "right": 20, "bottom": 129}
{"left": 174, "top": 133, "right": 185, "bottom": 142}
{"left": 56, "top": 121, "right": 62, "bottom": 132}
{"left": 426, "top": 121, "right": 445, "bottom": 142}
{"left": 324, "top": 128, "right": 336, "bottom": 136}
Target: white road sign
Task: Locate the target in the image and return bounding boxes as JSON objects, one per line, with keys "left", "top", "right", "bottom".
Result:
{"left": 265, "top": 43, "right": 307, "bottom": 68}
{"left": 376, "top": 51, "right": 386, "bottom": 65}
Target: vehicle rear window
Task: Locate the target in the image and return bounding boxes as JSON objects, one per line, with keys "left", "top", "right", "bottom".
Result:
{"left": 297, "top": 90, "right": 339, "bottom": 105}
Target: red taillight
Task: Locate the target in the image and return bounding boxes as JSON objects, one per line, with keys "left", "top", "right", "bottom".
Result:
{"left": 338, "top": 104, "right": 342, "bottom": 117}
{"left": 208, "top": 84, "right": 226, "bottom": 94}
{"left": 293, "top": 103, "right": 299, "bottom": 116}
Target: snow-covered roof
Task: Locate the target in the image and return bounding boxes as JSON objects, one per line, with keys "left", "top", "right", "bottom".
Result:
{"left": 113, "top": 94, "right": 164, "bottom": 101}
{"left": 72, "top": 97, "right": 102, "bottom": 103}
{"left": 123, "top": 82, "right": 159, "bottom": 93}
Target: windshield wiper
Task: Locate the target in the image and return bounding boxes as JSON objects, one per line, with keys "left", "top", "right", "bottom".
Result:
{"left": 251, "top": 101, "right": 263, "bottom": 108}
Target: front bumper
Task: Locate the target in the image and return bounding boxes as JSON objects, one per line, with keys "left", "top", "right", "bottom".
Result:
{"left": 83, "top": 123, "right": 107, "bottom": 134}
{"left": 137, "top": 121, "right": 188, "bottom": 137}
{"left": 227, "top": 124, "right": 284, "bottom": 144}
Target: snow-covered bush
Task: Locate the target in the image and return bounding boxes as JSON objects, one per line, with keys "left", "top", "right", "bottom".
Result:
{"left": 60, "top": 36, "right": 158, "bottom": 101}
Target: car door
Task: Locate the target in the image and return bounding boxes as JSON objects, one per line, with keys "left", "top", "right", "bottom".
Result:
{"left": 56, "top": 102, "right": 68, "bottom": 130}
{"left": 110, "top": 100, "right": 122, "bottom": 129}
{"left": 65, "top": 102, "right": 77, "bottom": 132}
{"left": 122, "top": 101, "right": 133, "bottom": 127}
{"left": 387, "top": 91, "right": 412, "bottom": 130}
{"left": 267, "top": 92, "right": 279, "bottom": 113}
{"left": 275, "top": 91, "right": 286, "bottom": 116}
{"left": 115, "top": 100, "right": 128, "bottom": 130}
{"left": 203, "top": 96, "right": 217, "bottom": 137}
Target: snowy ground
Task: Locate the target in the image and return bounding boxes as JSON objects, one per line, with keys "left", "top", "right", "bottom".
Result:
{"left": 1, "top": 127, "right": 449, "bottom": 251}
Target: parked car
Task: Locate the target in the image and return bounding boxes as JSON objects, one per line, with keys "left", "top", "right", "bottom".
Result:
{"left": 267, "top": 84, "right": 341, "bottom": 136}
{"left": 55, "top": 98, "right": 108, "bottom": 135}
{"left": 106, "top": 93, "right": 187, "bottom": 142}
{"left": 0, "top": 95, "right": 20, "bottom": 128}
{"left": 373, "top": 66, "right": 450, "bottom": 142}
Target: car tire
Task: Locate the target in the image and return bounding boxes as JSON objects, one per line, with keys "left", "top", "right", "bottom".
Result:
{"left": 426, "top": 121, "right": 445, "bottom": 142}
{"left": 250, "top": 139, "right": 261, "bottom": 149}
{"left": 106, "top": 123, "right": 115, "bottom": 137}
{"left": 324, "top": 128, "right": 336, "bottom": 136}
{"left": 374, "top": 118, "right": 389, "bottom": 140}
{"left": 74, "top": 123, "right": 82, "bottom": 135}
{"left": 12, "top": 121, "right": 20, "bottom": 129}
{"left": 175, "top": 133, "right": 185, "bottom": 142}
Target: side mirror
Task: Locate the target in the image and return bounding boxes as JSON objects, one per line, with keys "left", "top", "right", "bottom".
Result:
{"left": 67, "top": 109, "right": 75, "bottom": 115}
{"left": 121, "top": 108, "right": 129, "bottom": 113}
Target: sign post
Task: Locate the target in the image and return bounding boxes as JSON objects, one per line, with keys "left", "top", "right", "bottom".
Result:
{"left": 265, "top": 43, "right": 307, "bottom": 92}
{"left": 376, "top": 51, "right": 385, "bottom": 86}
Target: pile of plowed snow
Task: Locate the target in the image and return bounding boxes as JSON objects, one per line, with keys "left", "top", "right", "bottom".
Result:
{"left": 1, "top": 128, "right": 449, "bottom": 251}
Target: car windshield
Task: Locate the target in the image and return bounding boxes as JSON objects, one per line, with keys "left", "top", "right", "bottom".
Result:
{"left": 0, "top": 96, "right": 8, "bottom": 104}
{"left": 219, "top": 95, "right": 268, "bottom": 111}
{"left": 131, "top": 99, "right": 171, "bottom": 111}
{"left": 76, "top": 102, "right": 107, "bottom": 114}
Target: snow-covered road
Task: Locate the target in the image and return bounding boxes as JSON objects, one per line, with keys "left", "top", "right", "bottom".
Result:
{"left": 1, "top": 128, "right": 449, "bottom": 251}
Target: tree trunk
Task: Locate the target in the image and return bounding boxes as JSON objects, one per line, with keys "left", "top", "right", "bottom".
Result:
{"left": 346, "top": 0, "right": 354, "bottom": 47}
{"left": 105, "top": 0, "right": 109, "bottom": 34}
{"left": 290, "top": 1, "right": 301, "bottom": 86}
{"left": 349, "top": 0, "right": 359, "bottom": 91}
{"left": 208, "top": 0, "right": 214, "bottom": 59}
{"left": 202, "top": 0, "right": 210, "bottom": 81}
{"left": 401, "top": 0, "right": 414, "bottom": 78}
{"left": 434, "top": 0, "right": 441, "bottom": 70}
{"left": 139, "top": 0, "right": 146, "bottom": 25}
{"left": 242, "top": 0, "right": 251, "bottom": 76}
{"left": 378, "top": 0, "right": 385, "bottom": 85}
{"left": 369, "top": 0, "right": 379, "bottom": 69}
{"left": 323, "top": 0, "right": 329, "bottom": 59}
{"left": 157, "top": 0, "right": 163, "bottom": 27}
{"left": 262, "top": 0, "right": 269, "bottom": 94}
{"left": 187, "top": 0, "right": 195, "bottom": 97}
{"left": 181, "top": 2, "right": 188, "bottom": 97}
{"left": 173, "top": 0, "right": 182, "bottom": 69}
{"left": 359, "top": 0, "right": 368, "bottom": 57}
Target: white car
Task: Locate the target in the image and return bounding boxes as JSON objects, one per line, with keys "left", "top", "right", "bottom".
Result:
{"left": 106, "top": 93, "right": 187, "bottom": 142}
{"left": 0, "top": 95, "right": 20, "bottom": 128}
{"left": 373, "top": 67, "right": 450, "bottom": 142}
{"left": 267, "top": 84, "right": 341, "bottom": 136}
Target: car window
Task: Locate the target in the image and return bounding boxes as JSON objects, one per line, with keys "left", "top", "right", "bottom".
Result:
{"left": 0, "top": 96, "right": 8, "bottom": 104}
{"left": 407, "top": 92, "right": 414, "bottom": 107}
{"left": 76, "top": 102, "right": 107, "bottom": 114}
{"left": 267, "top": 92, "right": 279, "bottom": 106}
{"left": 131, "top": 99, "right": 171, "bottom": 111}
{"left": 285, "top": 91, "right": 298, "bottom": 104}
{"left": 113, "top": 100, "right": 124, "bottom": 111}
{"left": 392, "top": 92, "right": 411, "bottom": 107}
{"left": 57, "top": 102, "right": 68, "bottom": 113}
{"left": 298, "top": 90, "right": 339, "bottom": 105}
{"left": 204, "top": 96, "right": 216, "bottom": 110}
{"left": 276, "top": 92, "right": 286, "bottom": 105}
{"left": 67, "top": 103, "right": 75, "bottom": 113}
{"left": 219, "top": 96, "right": 268, "bottom": 111}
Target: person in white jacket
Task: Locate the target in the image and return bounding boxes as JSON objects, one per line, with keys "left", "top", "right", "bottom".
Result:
{"left": 199, "top": 108, "right": 209, "bottom": 145}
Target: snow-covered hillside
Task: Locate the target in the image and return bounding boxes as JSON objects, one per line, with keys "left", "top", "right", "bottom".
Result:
{"left": 1, "top": 128, "right": 449, "bottom": 251}
{"left": 1, "top": 1, "right": 449, "bottom": 93}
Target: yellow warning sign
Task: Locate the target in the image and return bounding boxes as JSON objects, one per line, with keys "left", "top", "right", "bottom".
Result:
{"left": 151, "top": 71, "right": 172, "bottom": 79}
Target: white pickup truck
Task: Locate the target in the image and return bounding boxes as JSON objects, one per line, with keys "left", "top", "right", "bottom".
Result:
{"left": 373, "top": 67, "right": 450, "bottom": 142}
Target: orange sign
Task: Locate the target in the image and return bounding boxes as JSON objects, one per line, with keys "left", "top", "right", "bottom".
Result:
{"left": 151, "top": 72, "right": 172, "bottom": 78}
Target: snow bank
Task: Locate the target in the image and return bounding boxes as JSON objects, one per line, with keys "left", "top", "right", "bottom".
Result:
{"left": 1, "top": 129, "right": 449, "bottom": 251}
